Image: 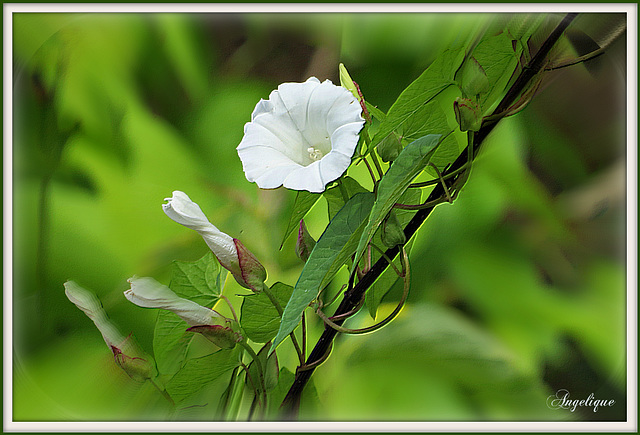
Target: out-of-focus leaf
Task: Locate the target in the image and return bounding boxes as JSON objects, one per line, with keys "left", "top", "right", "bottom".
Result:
{"left": 272, "top": 192, "right": 375, "bottom": 351}
{"left": 325, "top": 303, "right": 560, "bottom": 420}
{"left": 371, "top": 48, "right": 465, "bottom": 145}
{"left": 241, "top": 282, "right": 293, "bottom": 344}
{"left": 166, "top": 347, "right": 241, "bottom": 404}
{"left": 280, "top": 191, "right": 322, "bottom": 248}
{"left": 354, "top": 134, "right": 441, "bottom": 271}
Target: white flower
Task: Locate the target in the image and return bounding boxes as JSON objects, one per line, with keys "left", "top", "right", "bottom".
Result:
{"left": 163, "top": 191, "right": 267, "bottom": 292}
{"left": 237, "top": 77, "right": 365, "bottom": 193}
{"left": 124, "top": 276, "right": 224, "bottom": 326}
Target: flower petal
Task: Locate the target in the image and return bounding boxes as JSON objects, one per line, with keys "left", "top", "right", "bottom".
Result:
{"left": 237, "top": 76, "right": 364, "bottom": 193}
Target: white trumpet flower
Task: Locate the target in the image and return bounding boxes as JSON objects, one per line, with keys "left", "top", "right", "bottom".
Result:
{"left": 237, "top": 77, "right": 364, "bottom": 193}
{"left": 162, "top": 191, "right": 267, "bottom": 292}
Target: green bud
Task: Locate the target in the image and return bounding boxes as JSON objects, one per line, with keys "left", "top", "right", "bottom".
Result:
{"left": 111, "top": 336, "right": 155, "bottom": 382}
{"left": 453, "top": 97, "right": 483, "bottom": 132}
{"left": 381, "top": 210, "right": 406, "bottom": 249}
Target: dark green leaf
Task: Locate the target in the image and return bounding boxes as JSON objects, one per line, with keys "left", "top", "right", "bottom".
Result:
{"left": 280, "top": 191, "right": 322, "bottom": 248}
{"left": 166, "top": 347, "right": 241, "bottom": 404}
{"left": 354, "top": 134, "right": 441, "bottom": 270}
{"left": 371, "top": 48, "right": 465, "bottom": 146}
{"left": 241, "top": 282, "right": 293, "bottom": 344}
{"left": 323, "top": 176, "right": 368, "bottom": 221}
{"left": 272, "top": 192, "right": 375, "bottom": 351}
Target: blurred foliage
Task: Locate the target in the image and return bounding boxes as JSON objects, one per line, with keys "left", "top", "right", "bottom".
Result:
{"left": 12, "top": 12, "right": 627, "bottom": 421}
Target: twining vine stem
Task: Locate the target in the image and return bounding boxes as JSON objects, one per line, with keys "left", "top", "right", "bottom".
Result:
{"left": 280, "top": 12, "right": 578, "bottom": 417}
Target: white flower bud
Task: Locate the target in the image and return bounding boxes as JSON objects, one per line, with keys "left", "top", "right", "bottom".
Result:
{"left": 124, "top": 276, "right": 224, "bottom": 326}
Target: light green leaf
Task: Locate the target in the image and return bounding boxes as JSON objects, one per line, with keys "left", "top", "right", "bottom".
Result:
{"left": 153, "top": 310, "right": 193, "bottom": 376}
{"left": 371, "top": 48, "right": 465, "bottom": 145}
{"left": 166, "top": 347, "right": 241, "bottom": 404}
{"left": 472, "top": 33, "right": 520, "bottom": 109}
{"left": 170, "top": 252, "right": 224, "bottom": 307}
{"left": 272, "top": 192, "right": 375, "bottom": 351}
{"left": 354, "top": 134, "right": 441, "bottom": 271}
{"left": 365, "top": 102, "right": 386, "bottom": 122}
{"left": 240, "top": 282, "right": 293, "bottom": 344}
{"left": 280, "top": 190, "right": 322, "bottom": 248}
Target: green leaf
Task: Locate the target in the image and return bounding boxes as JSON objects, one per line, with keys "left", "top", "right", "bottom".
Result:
{"left": 354, "top": 134, "right": 441, "bottom": 271}
{"left": 280, "top": 191, "right": 322, "bottom": 248}
{"left": 153, "top": 310, "right": 193, "bottom": 376}
{"left": 267, "top": 367, "right": 319, "bottom": 418}
{"left": 246, "top": 343, "right": 279, "bottom": 393}
{"left": 399, "top": 100, "right": 460, "bottom": 171}
{"left": 241, "top": 282, "right": 293, "bottom": 344}
{"left": 365, "top": 101, "right": 386, "bottom": 122}
{"left": 323, "top": 176, "right": 368, "bottom": 221}
{"left": 471, "top": 33, "right": 520, "bottom": 109}
{"left": 272, "top": 192, "right": 375, "bottom": 351}
{"left": 371, "top": 48, "right": 465, "bottom": 145}
{"left": 166, "top": 347, "right": 241, "bottom": 404}
{"left": 170, "top": 252, "right": 224, "bottom": 307}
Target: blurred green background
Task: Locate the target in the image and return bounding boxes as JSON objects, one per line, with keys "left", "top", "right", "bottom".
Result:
{"left": 11, "top": 12, "right": 627, "bottom": 421}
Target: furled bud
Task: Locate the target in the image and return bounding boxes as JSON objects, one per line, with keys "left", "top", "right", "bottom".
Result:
{"left": 295, "top": 219, "right": 316, "bottom": 263}
{"left": 163, "top": 191, "right": 267, "bottom": 292}
{"left": 124, "top": 276, "right": 226, "bottom": 326}
{"left": 381, "top": 210, "right": 407, "bottom": 249}
{"left": 64, "top": 281, "right": 154, "bottom": 382}
{"left": 453, "top": 97, "right": 483, "bottom": 132}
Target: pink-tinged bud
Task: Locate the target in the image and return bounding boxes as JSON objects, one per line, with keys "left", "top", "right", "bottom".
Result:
{"left": 234, "top": 238, "right": 267, "bottom": 293}
{"left": 295, "top": 219, "right": 316, "bottom": 263}
{"left": 187, "top": 325, "right": 243, "bottom": 349}
{"left": 163, "top": 191, "right": 267, "bottom": 292}
{"left": 111, "top": 335, "right": 154, "bottom": 382}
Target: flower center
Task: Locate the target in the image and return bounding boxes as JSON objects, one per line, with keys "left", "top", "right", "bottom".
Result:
{"left": 307, "top": 146, "right": 324, "bottom": 162}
